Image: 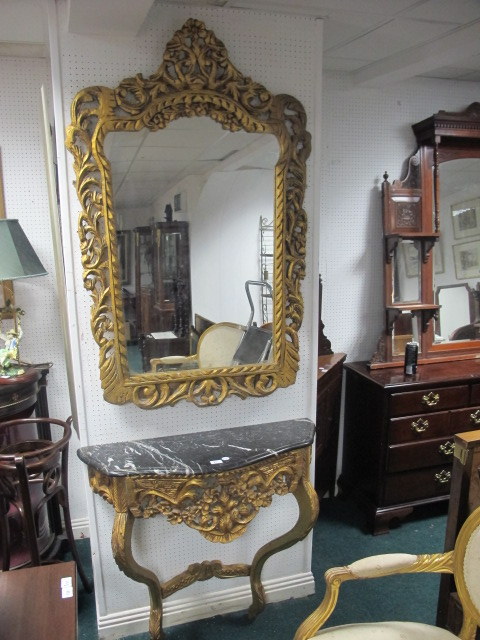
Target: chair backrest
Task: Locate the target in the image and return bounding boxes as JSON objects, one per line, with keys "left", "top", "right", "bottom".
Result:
{"left": 0, "top": 417, "right": 71, "bottom": 476}
{"left": 453, "top": 504, "right": 480, "bottom": 634}
{"left": 197, "top": 322, "right": 245, "bottom": 368}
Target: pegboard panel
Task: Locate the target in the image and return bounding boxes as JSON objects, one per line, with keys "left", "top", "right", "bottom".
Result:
{"left": 0, "top": 55, "right": 87, "bottom": 523}
{"left": 53, "top": 0, "right": 321, "bottom": 628}
{"left": 319, "top": 72, "right": 480, "bottom": 362}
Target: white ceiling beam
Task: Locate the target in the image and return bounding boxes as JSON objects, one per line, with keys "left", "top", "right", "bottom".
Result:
{"left": 353, "top": 19, "right": 480, "bottom": 86}
{"left": 66, "top": 0, "right": 156, "bottom": 38}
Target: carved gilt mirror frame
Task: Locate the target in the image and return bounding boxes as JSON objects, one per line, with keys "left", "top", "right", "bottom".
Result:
{"left": 66, "top": 19, "right": 310, "bottom": 408}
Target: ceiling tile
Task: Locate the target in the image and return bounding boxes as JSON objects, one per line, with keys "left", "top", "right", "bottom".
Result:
{"left": 402, "top": 0, "right": 480, "bottom": 23}
{"left": 458, "top": 69, "right": 480, "bottom": 81}
{"left": 226, "top": 0, "right": 423, "bottom": 18}
{"left": 323, "top": 56, "right": 372, "bottom": 71}
{"left": 329, "top": 17, "right": 461, "bottom": 59}
{"left": 420, "top": 66, "right": 472, "bottom": 79}
{"left": 322, "top": 10, "right": 389, "bottom": 50}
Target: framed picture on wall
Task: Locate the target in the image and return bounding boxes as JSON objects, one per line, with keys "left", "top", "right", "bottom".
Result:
{"left": 451, "top": 198, "right": 480, "bottom": 239}
{"left": 402, "top": 241, "right": 419, "bottom": 278}
{"left": 402, "top": 240, "right": 444, "bottom": 277}
{"left": 173, "top": 191, "right": 186, "bottom": 214}
{"left": 453, "top": 240, "right": 480, "bottom": 279}
{"left": 116, "top": 230, "right": 131, "bottom": 285}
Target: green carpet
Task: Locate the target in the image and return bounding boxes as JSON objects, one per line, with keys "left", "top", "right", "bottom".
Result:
{"left": 76, "top": 496, "right": 448, "bottom": 639}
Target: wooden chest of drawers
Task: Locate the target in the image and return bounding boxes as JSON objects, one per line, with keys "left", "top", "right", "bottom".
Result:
{"left": 339, "top": 360, "right": 480, "bottom": 534}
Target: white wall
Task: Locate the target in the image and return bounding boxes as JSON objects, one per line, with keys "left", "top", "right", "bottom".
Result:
{"left": 0, "top": 55, "right": 88, "bottom": 534}
{"left": 190, "top": 168, "right": 274, "bottom": 326}
{"left": 50, "top": 2, "right": 321, "bottom": 637}
{"left": 319, "top": 72, "right": 480, "bottom": 362}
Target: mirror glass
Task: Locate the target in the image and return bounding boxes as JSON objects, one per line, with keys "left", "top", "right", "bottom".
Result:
{"left": 392, "top": 238, "right": 421, "bottom": 303}
{"left": 435, "top": 158, "right": 480, "bottom": 343}
{"left": 392, "top": 311, "right": 414, "bottom": 356}
{"left": 105, "top": 117, "right": 279, "bottom": 373}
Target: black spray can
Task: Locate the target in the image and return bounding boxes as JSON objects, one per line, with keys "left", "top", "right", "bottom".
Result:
{"left": 404, "top": 341, "right": 418, "bottom": 376}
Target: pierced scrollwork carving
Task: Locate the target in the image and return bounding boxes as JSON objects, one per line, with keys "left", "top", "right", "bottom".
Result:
{"left": 65, "top": 18, "right": 310, "bottom": 408}
{"left": 88, "top": 449, "right": 308, "bottom": 543}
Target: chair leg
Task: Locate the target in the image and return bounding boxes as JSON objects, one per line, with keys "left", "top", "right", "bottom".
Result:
{"left": 60, "top": 497, "right": 93, "bottom": 593}
{"left": 0, "top": 499, "right": 11, "bottom": 571}
{"left": 15, "top": 457, "right": 41, "bottom": 566}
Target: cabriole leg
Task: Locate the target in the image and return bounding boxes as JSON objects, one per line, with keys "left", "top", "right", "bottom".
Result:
{"left": 248, "top": 475, "right": 319, "bottom": 619}
{"left": 111, "top": 511, "right": 164, "bottom": 640}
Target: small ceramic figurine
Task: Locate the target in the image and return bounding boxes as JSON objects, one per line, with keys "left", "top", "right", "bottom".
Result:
{"left": 0, "top": 309, "right": 25, "bottom": 377}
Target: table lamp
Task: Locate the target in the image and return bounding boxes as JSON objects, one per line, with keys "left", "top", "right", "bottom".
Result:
{"left": 0, "top": 219, "right": 47, "bottom": 377}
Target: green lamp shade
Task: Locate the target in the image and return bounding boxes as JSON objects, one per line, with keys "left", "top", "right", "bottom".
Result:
{"left": 0, "top": 219, "right": 47, "bottom": 280}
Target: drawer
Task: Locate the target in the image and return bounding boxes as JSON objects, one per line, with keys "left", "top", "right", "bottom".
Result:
{"left": 383, "top": 465, "right": 452, "bottom": 505}
{"left": 389, "top": 385, "right": 469, "bottom": 417}
{"left": 451, "top": 406, "right": 480, "bottom": 432}
{"left": 387, "top": 437, "right": 455, "bottom": 473}
{"left": 471, "top": 384, "right": 480, "bottom": 405}
{"left": 389, "top": 411, "right": 450, "bottom": 444}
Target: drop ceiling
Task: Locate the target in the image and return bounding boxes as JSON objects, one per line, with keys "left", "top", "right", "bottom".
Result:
{"left": 2, "top": 0, "right": 480, "bottom": 87}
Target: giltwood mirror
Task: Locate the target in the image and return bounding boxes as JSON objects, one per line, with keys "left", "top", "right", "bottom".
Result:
{"left": 66, "top": 19, "right": 310, "bottom": 408}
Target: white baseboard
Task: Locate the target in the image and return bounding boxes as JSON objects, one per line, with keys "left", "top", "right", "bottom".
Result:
{"left": 71, "top": 517, "right": 90, "bottom": 540}
{"left": 97, "top": 571, "right": 315, "bottom": 640}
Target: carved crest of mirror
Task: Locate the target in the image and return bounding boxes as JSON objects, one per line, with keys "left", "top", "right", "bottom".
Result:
{"left": 66, "top": 19, "right": 310, "bottom": 407}
{"left": 371, "top": 102, "right": 480, "bottom": 368}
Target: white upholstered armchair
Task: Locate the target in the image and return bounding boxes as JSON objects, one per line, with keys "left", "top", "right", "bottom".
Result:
{"left": 294, "top": 505, "right": 480, "bottom": 640}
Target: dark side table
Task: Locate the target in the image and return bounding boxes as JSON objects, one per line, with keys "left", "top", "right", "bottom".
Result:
{"left": 78, "top": 419, "right": 318, "bottom": 640}
{"left": 0, "top": 365, "right": 64, "bottom": 567}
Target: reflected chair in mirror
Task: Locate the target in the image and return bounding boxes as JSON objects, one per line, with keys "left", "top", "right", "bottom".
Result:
{"left": 294, "top": 505, "right": 480, "bottom": 640}
{"left": 0, "top": 417, "right": 92, "bottom": 592}
{"left": 150, "top": 321, "right": 245, "bottom": 371}
{"left": 435, "top": 283, "right": 480, "bottom": 342}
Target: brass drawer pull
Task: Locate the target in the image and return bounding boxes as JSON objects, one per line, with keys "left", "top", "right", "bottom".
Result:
{"left": 422, "top": 392, "right": 440, "bottom": 407}
{"left": 439, "top": 441, "right": 454, "bottom": 457}
{"left": 434, "top": 469, "right": 451, "bottom": 485}
{"left": 411, "top": 418, "right": 429, "bottom": 433}
{"left": 470, "top": 409, "right": 480, "bottom": 426}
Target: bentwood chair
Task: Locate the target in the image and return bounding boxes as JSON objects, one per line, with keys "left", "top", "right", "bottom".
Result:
{"left": 294, "top": 504, "right": 480, "bottom": 640}
{"left": 0, "top": 417, "right": 92, "bottom": 592}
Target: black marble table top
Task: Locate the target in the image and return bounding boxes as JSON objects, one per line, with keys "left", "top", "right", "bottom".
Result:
{"left": 77, "top": 418, "right": 315, "bottom": 477}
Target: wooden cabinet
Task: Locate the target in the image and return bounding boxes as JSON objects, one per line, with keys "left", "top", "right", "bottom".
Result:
{"left": 134, "top": 226, "right": 154, "bottom": 336}
{"left": 153, "top": 221, "right": 191, "bottom": 337}
{"left": 339, "top": 360, "right": 480, "bottom": 534}
{"left": 315, "top": 353, "right": 346, "bottom": 497}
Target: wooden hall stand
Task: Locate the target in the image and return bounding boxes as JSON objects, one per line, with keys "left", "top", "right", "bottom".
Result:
{"left": 78, "top": 419, "right": 318, "bottom": 640}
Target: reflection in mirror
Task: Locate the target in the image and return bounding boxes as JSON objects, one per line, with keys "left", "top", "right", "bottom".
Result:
{"left": 392, "top": 239, "right": 421, "bottom": 303}
{"left": 436, "top": 158, "right": 480, "bottom": 343}
{"left": 435, "top": 284, "right": 474, "bottom": 342}
{"left": 105, "top": 117, "right": 279, "bottom": 373}
{"left": 392, "top": 311, "right": 413, "bottom": 356}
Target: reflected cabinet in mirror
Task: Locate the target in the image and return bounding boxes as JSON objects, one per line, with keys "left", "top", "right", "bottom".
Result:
{"left": 371, "top": 103, "right": 480, "bottom": 368}
{"left": 66, "top": 19, "right": 310, "bottom": 407}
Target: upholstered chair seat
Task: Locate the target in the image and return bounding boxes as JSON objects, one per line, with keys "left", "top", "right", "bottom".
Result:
{"left": 313, "top": 621, "right": 457, "bottom": 638}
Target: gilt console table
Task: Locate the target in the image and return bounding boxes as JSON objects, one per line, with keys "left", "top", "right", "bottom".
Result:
{"left": 77, "top": 419, "right": 318, "bottom": 640}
